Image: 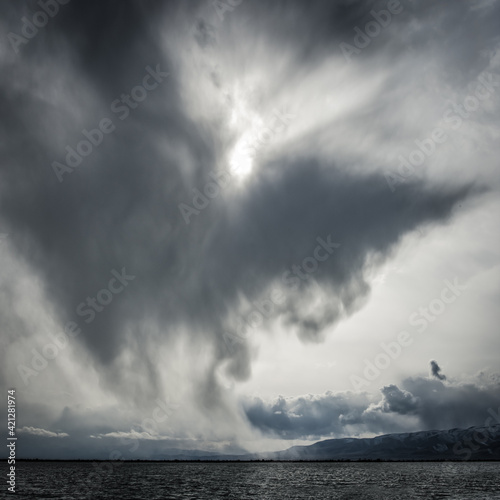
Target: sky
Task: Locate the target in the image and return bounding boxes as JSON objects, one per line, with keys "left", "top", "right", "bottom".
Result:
{"left": 0, "top": 0, "right": 499, "bottom": 460}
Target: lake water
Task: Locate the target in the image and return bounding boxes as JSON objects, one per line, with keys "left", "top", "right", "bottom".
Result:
{"left": 4, "top": 461, "right": 500, "bottom": 499}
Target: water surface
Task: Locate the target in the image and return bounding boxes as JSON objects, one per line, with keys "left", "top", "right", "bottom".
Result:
{"left": 5, "top": 461, "right": 500, "bottom": 499}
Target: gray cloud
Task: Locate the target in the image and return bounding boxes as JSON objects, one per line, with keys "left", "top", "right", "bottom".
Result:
{"left": 244, "top": 372, "right": 500, "bottom": 440}
{"left": 17, "top": 427, "right": 69, "bottom": 438}
{"left": 430, "top": 360, "right": 447, "bottom": 381}
{"left": 1, "top": 0, "right": 499, "bottom": 458}
{"left": 369, "top": 384, "right": 420, "bottom": 414}
{"left": 0, "top": 0, "right": 478, "bottom": 404}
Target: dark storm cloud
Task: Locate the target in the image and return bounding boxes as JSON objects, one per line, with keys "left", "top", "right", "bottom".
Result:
{"left": 243, "top": 392, "right": 373, "bottom": 440}
{"left": 401, "top": 375, "right": 500, "bottom": 431}
{"left": 215, "top": 163, "right": 473, "bottom": 347}
{"left": 243, "top": 375, "right": 500, "bottom": 440}
{"left": 430, "top": 360, "right": 447, "bottom": 380}
{"left": 0, "top": 0, "right": 495, "bottom": 415}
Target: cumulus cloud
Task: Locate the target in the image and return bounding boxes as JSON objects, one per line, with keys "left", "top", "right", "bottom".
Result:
{"left": 244, "top": 371, "right": 500, "bottom": 440}
{"left": 367, "top": 385, "right": 420, "bottom": 414}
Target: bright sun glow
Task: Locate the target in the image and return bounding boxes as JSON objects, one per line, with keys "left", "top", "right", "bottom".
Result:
{"left": 230, "top": 137, "right": 254, "bottom": 178}
{"left": 227, "top": 85, "right": 264, "bottom": 181}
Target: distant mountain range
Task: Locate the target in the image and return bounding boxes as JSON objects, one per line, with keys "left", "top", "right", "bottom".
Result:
{"left": 155, "top": 425, "right": 500, "bottom": 461}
